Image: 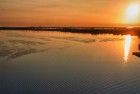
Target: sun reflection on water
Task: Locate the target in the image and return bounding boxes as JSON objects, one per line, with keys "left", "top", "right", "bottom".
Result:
{"left": 124, "top": 35, "right": 132, "bottom": 63}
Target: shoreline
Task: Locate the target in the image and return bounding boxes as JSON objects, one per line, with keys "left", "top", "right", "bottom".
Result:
{"left": 0, "top": 27, "right": 140, "bottom": 35}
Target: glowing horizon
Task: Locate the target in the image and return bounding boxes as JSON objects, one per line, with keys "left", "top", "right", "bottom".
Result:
{"left": 0, "top": 0, "right": 140, "bottom": 26}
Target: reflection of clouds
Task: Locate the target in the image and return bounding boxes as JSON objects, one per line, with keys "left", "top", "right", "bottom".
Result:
{"left": 0, "top": 39, "right": 46, "bottom": 61}
{"left": 6, "top": 48, "right": 45, "bottom": 60}
{"left": 99, "top": 38, "right": 123, "bottom": 42}
{"left": 0, "top": 31, "right": 50, "bottom": 61}
{"left": 49, "top": 36, "right": 124, "bottom": 43}
{"left": 8, "top": 40, "right": 44, "bottom": 45}
{"left": 0, "top": 31, "right": 74, "bottom": 61}
{"left": 0, "top": 31, "right": 135, "bottom": 61}
{"left": 46, "top": 33, "right": 129, "bottom": 43}
{"left": 49, "top": 36, "right": 96, "bottom": 43}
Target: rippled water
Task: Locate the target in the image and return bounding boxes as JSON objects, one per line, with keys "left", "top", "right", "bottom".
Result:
{"left": 0, "top": 30, "right": 140, "bottom": 94}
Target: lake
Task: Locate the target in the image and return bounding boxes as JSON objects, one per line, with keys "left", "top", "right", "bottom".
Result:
{"left": 0, "top": 30, "right": 140, "bottom": 94}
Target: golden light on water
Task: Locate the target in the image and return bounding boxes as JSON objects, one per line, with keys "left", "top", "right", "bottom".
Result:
{"left": 124, "top": 35, "right": 132, "bottom": 63}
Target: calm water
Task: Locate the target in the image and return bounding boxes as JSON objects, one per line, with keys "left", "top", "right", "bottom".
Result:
{"left": 0, "top": 30, "right": 140, "bottom": 94}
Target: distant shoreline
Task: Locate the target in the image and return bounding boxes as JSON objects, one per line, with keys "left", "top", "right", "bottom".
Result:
{"left": 0, "top": 27, "right": 140, "bottom": 35}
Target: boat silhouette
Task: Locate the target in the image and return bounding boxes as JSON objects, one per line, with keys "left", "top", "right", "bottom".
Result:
{"left": 133, "top": 44, "right": 140, "bottom": 57}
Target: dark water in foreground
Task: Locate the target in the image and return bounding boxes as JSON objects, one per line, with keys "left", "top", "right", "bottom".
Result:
{"left": 0, "top": 30, "right": 140, "bottom": 94}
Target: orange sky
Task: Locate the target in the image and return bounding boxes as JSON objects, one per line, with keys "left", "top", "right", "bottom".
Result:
{"left": 0, "top": 0, "right": 140, "bottom": 27}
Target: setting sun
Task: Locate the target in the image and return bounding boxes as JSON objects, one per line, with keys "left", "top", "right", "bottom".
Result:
{"left": 1, "top": 1, "right": 140, "bottom": 94}
{"left": 124, "top": 3, "right": 140, "bottom": 24}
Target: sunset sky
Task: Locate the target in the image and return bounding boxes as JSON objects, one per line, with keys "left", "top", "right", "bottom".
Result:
{"left": 0, "top": 0, "right": 140, "bottom": 27}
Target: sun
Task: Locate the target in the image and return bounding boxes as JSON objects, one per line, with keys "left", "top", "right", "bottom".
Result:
{"left": 126, "top": 4, "right": 140, "bottom": 19}
{"left": 124, "top": 3, "right": 140, "bottom": 24}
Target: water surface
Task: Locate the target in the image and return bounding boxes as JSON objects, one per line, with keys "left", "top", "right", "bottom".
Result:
{"left": 0, "top": 30, "right": 140, "bottom": 94}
